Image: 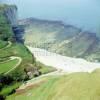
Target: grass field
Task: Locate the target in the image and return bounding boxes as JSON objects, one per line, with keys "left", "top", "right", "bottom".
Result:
{"left": 36, "top": 61, "right": 56, "bottom": 74}
{"left": 0, "top": 40, "right": 8, "bottom": 49}
{"left": 0, "top": 59, "right": 19, "bottom": 74}
{"left": 7, "top": 70, "right": 100, "bottom": 100}
{"left": 0, "top": 82, "right": 22, "bottom": 96}
{"left": 0, "top": 41, "right": 55, "bottom": 79}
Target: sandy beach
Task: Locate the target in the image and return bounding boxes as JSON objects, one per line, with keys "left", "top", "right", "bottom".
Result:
{"left": 27, "top": 46, "right": 100, "bottom": 73}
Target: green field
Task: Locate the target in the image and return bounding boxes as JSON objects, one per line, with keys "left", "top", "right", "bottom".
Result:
{"left": 0, "top": 59, "right": 19, "bottom": 74}
{"left": 7, "top": 70, "right": 100, "bottom": 100}
{"left": 0, "top": 82, "right": 22, "bottom": 97}
{"left": 36, "top": 61, "right": 56, "bottom": 74}
{"left": 0, "top": 40, "right": 8, "bottom": 49}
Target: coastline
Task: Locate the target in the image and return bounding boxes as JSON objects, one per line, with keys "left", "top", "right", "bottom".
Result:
{"left": 27, "top": 46, "right": 100, "bottom": 73}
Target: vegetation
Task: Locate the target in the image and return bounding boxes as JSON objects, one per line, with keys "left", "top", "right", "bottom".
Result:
{"left": 0, "top": 11, "right": 13, "bottom": 41}
{"left": 0, "top": 59, "right": 19, "bottom": 74}
{"left": 0, "top": 40, "right": 8, "bottom": 49}
{"left": 1, "top": 4, "right": 100, "bottom": 100}
{"left": 0, "top": 82, "right": 21, "bottom": 97}
{"left": 7, "top": 71, "right": 100, "bottom": 100}
{"left": 0, "top": 4, "right": 55, "bottom": 99}
{"left": 36, "top": 61, "right": 56, "bottom": 74}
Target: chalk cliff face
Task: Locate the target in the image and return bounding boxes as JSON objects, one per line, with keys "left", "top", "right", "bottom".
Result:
{"left": 20, "top": 18, "right": 100, "bottom": 62}
{"left": 1, "top": 5, "right": 24, "bottom": 43}
{"left": 3, "top": 5, "right": 18, "bottom": 26}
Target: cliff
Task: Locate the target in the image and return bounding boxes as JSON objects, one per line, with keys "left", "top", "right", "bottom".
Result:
{"left": 3, "top": 5, "right": 18, "bottom": 26}
{"left": 20, "top": 18, "right": 100, "bottom": 62}
{"left": 0, "top": 4, "right": 24, "bottom": 43}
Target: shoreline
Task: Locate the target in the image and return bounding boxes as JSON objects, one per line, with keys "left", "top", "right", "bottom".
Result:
{"left": 27, "top": 46, "right": 100, "bottom": 73}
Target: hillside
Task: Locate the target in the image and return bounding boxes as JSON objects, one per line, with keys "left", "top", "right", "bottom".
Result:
{"left": 6, "top": 47, "right": 100, "bottom": 100}
{"left": 0, "top": 4, "right": 34, "bottom": 80}
{"left": 1, "top": 4, "right": 100, "bottom": 100}
{"left": 19, "top": 18, "right": 100, "bottom": 62}
{"left": 7, "top": 70, "right": 100, "bottom": 100}
{"left": 0, "top": 5, "right": 54, "bottom": 99}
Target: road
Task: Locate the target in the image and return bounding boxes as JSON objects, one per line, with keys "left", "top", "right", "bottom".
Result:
{"left": 4, "top": 56, "right": 22, "bottom": 75}
{"left": 0, "top": 41, "right": 12, "bottom": 50}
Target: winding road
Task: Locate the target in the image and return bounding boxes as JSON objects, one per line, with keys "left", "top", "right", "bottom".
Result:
{"left": 4, "top": 56, "right": 22, "bottom": 75}
{"left": 0, "top": 41, "right": 22, "bottom": 75}
{"left": 0, "top": 41, "right": 12, "bottom": 50}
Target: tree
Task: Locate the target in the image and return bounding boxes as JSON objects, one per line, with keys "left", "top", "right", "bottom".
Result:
{"left": 0, "top": 95, "right": 5, "bottom": 100}
{"left": 0, "top": 74, "right": 13, "bottom": 85}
